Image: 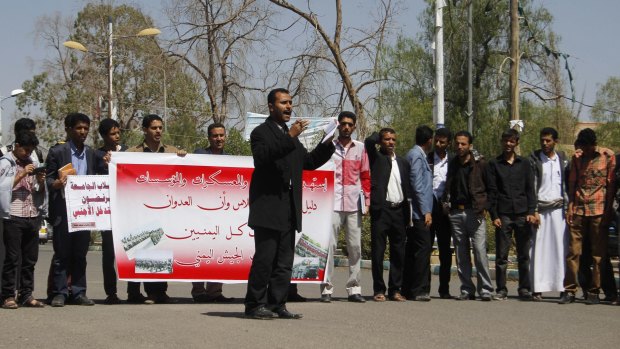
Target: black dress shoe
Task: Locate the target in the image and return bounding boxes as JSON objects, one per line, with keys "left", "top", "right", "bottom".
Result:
{"left": 320, "top": 294, "right": 332, "bottom": 303}
{"left": 51, "top": 295, "right": 65, "bottom": 307}
{"left": 127, "top": 293, "right": 151, "bottom": 304}
{"left": 72, "top": 295, "right": 95, "bottom": 306}
{"left": 245, "top": 306, "right": 276, "bottom": 320}
{"left": 275, "top": 308, "right": 303, "bottom": 319}
{"left": 439, "top": 293, "right": 452, "bottom": 299}
{"left": 558, "top": 292, "right": 575, "bottom": 304}
{"left": 287, "top": 292, "right": 307, "bottom": 302}
{"left": 348, "top": 294, "right": 366, "bottom": 303}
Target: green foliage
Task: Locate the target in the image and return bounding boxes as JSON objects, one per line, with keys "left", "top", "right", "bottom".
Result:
{"left": 224, "top": 128, "right": 252, "bottom": 156}
{"left": 592, "top": 77, "right": 620, "bottom": 150}
{"left": 17, "top": 3, "right": 210, "bottom": 147}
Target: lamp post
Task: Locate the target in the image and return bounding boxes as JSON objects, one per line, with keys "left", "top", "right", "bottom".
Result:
{"left": 63, "top": 17, "right": 160, "bottom": 120}
{"left": 0, "top": 88, "right": 26, "bottom": 145}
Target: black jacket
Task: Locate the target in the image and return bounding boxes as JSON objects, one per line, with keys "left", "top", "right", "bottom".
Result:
{"left": 364, "top": 132, "right": 411, "bottom": 224}
{"left": 45, "top": 142, "right": 105, "bottom": 227}
{"left": 247, "top": 118, "right": 335, "bottom": 232}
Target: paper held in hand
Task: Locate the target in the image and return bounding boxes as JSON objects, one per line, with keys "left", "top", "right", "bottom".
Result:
{"left": 321, "top": 118, "right": 338, "bottom": 143}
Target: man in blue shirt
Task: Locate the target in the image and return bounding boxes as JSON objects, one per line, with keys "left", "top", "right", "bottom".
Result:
{"left": 403, "top": 125, "right": 434, "bottom": 301}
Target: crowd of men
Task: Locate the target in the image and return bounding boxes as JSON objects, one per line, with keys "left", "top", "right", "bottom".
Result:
{"left": 0, "top": 88, "right": 618, "bottom": 319}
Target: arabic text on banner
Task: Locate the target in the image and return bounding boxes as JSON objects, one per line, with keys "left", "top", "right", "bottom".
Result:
{"left": 65, "top": 175, "right": 112, "bottom": 232}
{"left": 108, "top": 152, "right": 334, "bottom": 283}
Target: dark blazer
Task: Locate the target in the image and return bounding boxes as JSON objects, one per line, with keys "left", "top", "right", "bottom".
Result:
{"left": 248, "top": 118, "right": 335, "bottom": 232}
{"left": 364, "top": 132, "right": 411, "bottom": 224}
{"left": 45, "top": 142, "right": 104, "bottom": 227}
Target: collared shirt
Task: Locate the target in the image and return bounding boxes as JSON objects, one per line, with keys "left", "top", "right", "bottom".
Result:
{"left": 538, "top": 152, "right": 562, "bottom": 201}
{"left": 386, "top": 154, "right": 404, "bottom": 204}
{"left": 568, "top": 147, "right": 615, "bottom": 216}
{"left": 7, "top": 153, "right": 39, "bottom": 218}
{"left": 69, "top": 140, "right": 87, "bottom": 175}
{"left": 126, "top": 141, "right": 180, "bottom": 154}
{"left": 331, "top": 138, "right": 370, "bottom": 212}
{"left": 487, "top": 154, "right": 536, "bottom": 218}
{"left": 432, "top": 151, "right": 448, "bottom": 200}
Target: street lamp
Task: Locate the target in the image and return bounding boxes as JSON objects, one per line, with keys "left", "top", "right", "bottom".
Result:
{"left": 0, "top": 88, "right": 26, "bottom": 145}
{"left": 63, "top": 16, "right": 160, "bottom": 120}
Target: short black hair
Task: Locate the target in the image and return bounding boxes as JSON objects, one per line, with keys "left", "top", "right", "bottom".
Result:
{"left": 434, "top": 127, "right": 452, "bottom": 141}
{"left": 98, "top": 118, "right": 121, "bottom": 138}
{"left": 14, "top": 130, "right": 39, "bottom": 147}
{"left": 454, "top": 130, "right": 473, "bottom": 144}
{"left": 338, "top": 111, "right": 356, "bottom": 124}
{"left": 207, "top": 122, "right": 226, "bottom": 137}
{"left": 142, "top": 114, "right": 163, "bottom": 128}
{"left": 576, "top": 128, "right": 597, "bottom": 146}
{"left": 267, "top": 88, "right": 290, "bottom": 105}
{"left": 501, "top": 128, "right": 520, "bottom": 141}
{"left": 379, "top": 127, "right": 396, "bottom": 139}
{"left": 540, "top": 127, "right": 559, "bottom": 140}
{"left": 415, "top": 125, "right": 434, "bottom": 146}
{"left": 14, "top": 118, "right": 36, "bottom": 134}
{"left": 65, "top": 113, "right": 91, "bottom": 129}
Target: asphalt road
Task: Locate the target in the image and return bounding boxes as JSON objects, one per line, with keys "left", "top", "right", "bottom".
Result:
{"left": 0, "top": 244, "right": 618, "bottom": 349}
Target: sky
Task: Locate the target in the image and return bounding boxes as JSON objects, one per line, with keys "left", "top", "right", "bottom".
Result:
{"left": 1, "top": 0, "right": 619, "bottom": 144}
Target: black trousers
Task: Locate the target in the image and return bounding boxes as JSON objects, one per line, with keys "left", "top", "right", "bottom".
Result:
{"left": 429, "top": 198, "right": 452, "bottom": 294}
{"left": 578, "top": 233, "right": 617, "bottom": 297}
{"left": 1, "top": 217, "right": 40, "bottom": 301}
{"left": 101, "top": 230, "right": 141, "bottom": 296}
{"left": 495, "top": 214, "right": 531, "bottom": 294}
{"left": 403, "top": 219, "right": 432, "bottom": 297}
{"left": 244, "top": 225, "right": 296, "bottom": 312}
{"left": 370, "top": 204, "right": 406, "bottom": 296}
{"left": 101, "top": 230, "right": 117, "bottom": 296}
{"left": 52, "top": 216, "right": 91, "bottom": 299}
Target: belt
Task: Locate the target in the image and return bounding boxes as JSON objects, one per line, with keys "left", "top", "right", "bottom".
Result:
{"left": 387, "top": 201, "right": 403, "bottom": 209}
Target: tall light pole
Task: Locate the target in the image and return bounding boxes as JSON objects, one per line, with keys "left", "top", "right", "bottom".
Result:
{"left": 63, "top": 20, "right": 160, "bottom": 121}
{"left": 434, "top": 0, "right": 446, "bottom": 129}
{"left": 0, "top": 88, "right": 26, "bottom": 145}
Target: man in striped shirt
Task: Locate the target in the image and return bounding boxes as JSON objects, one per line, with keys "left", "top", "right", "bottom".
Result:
{"left": 320, "top": 111, "right": 370, "bottom": 303}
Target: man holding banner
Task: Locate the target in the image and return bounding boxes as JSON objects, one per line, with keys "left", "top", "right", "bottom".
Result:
{"left": 244, "top": 88, "right": 335, "bottom": 319}
{"left": 46, "top": 113, "right": 104, "bottom": 307}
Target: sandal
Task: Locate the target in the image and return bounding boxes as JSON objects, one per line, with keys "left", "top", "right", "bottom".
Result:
{"left": 21, "top": 296, "right": 45, "bottom": 308}
{"left": 2, "top": 297, "right": 18, "bottom": 309}
{"left": 373, "top": 293, "right": 386, "bottom": 302}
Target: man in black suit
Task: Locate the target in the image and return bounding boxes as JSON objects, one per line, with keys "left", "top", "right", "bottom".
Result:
{"left": 46, "top": 113, "right": 105, "bottom": 307}
{"left": 426, "top": 127, "right": 453, "bottom": 298}
{"left": 364, "top": 128, "right": 410, "bottom": 302}
{"left": 244, "top": 88, "right": 335, "bottom": 319}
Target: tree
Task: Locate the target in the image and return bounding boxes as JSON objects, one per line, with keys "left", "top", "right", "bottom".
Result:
{"left": 165, "top": 0, "right": 273, "bottom": 125}
{"left": 16, "top": 3, "right": 209, "bottom": 149}
{"left": 379, "top": 0, "right": 575, "bottom": 157}
{"left": 592, "top": 77, "right": 620, "bottom": 150}
{"left": 266, "top": 0, "right": 397, "bottom": 137}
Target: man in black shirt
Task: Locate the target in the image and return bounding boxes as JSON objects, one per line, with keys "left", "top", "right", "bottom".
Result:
{"left": 443, "top": 131, "right": 494, "bottom": 301}
{"left": 487, "top": 129, "right": 536, "bottom": 301}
